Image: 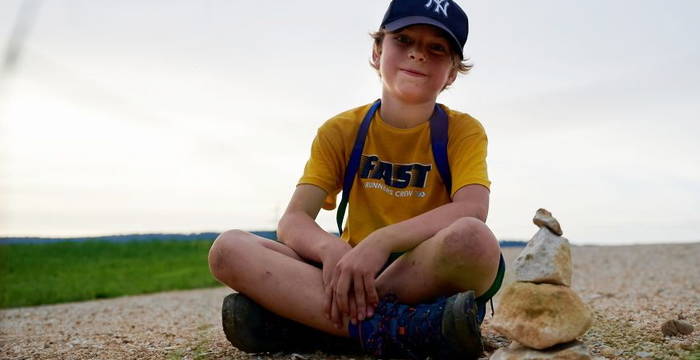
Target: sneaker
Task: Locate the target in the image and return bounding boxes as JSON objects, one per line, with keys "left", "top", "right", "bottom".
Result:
{"left": 440, "top": 291, "right": 484, "bottom": 359}
{"left": 221, "top": 293, "right": 360, "bottom": 354}
{"left": 350, "top": 290, "right": 483, "bottom": 359}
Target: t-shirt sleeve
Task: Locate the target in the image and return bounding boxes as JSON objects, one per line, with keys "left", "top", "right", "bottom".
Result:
{"left": 448, "top": 120, "right": 491, "bottom": 197}
{"left": 298, "top": 124, "right": 344, "bottom": 210}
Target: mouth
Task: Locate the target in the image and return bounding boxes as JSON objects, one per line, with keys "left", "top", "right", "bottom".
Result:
{"left": 399, "top": 68, "right": 427, "bottom": 77}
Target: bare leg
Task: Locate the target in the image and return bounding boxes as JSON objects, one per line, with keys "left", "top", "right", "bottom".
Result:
{"left": 208, "top": 230, "right": 349, "bottom": 336}
{"left": 376, "top": 217, "right": 501, "bottom": 304}
{"left": 209, "top": 217, "right": 499, "bottom": 337}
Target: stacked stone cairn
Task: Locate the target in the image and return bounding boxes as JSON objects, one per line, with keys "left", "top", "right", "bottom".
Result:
{"left": 490, "top": 209, "right": 593, "bottom": 360}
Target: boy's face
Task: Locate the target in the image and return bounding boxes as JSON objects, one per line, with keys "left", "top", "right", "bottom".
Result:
{"left": 373, "top": 24, "right": 458, "bottom": 104}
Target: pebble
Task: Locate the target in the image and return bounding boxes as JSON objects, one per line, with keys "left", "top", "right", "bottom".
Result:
{"left": 680, "top": 340, "right": 695, "bottom": 350}
{"left": 532, "top": 208, "right": 563, "bottom": 236}
{"left": 599, "top": 345, "right": 620, "bottom": 358}
{"left": 635, "top": 351, "right": 653, "bottom": 358}
{"left": 661, "top": 319, "right": 694, "bottom": 336}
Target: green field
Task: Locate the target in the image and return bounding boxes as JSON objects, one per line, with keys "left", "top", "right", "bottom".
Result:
{"left": 0, "top": 240, "right": 220, "bottom": 309}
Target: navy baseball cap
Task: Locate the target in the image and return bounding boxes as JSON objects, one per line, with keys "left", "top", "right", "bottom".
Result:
{"left": 380, "top": 0, "right": 469, "bottom": 58}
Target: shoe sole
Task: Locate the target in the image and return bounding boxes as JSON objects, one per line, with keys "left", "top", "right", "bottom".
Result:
{"left": 441, "top": 290, "right": 484, "bottom": 359}
{"left": 222, "top": 293, "right": 276, "bottom": 353}
{"left": 222, "top": 293, "right": 361, "bottom": 354}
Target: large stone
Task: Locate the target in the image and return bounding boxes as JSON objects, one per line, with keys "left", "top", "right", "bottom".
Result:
{"left": 490, "top": 341, "right": 591, "bottom": 360}
{"left": 491, "top": 282, "right": 592, "bottom": 350}
{"left": 513, "top": 227, "right": 572, "bottom": 286}
{"left": 533, "top": 208, "right": 563, "bottom": 236}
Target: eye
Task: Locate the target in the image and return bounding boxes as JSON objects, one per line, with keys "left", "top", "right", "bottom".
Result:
{"left": 429, "top": 43, "right": 448, "bottom": 54}
{"left": 393, "top": 34, "right": 412, "bottom": 45}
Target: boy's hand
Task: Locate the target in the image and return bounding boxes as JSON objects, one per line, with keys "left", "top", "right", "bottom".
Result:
{"left": 320, "top": 239, "right": 352, "bottom": 327}
{"left": 330, "top": 239, "right": 389, "bottom": 325}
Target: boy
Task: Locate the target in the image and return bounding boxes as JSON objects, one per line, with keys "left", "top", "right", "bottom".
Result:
{"left": 208, "top": 0, "right": 504, "bottom": 358}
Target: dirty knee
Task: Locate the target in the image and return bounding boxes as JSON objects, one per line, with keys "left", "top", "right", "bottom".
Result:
{"left": 438, "top": 217, "right": 498, "bottom": 267}
{"left": 208, "top": 229, "right": 247, "bottom": 280}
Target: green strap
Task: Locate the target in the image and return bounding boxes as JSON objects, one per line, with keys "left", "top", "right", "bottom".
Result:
{"left": 475, "top": 253, "right": 505, "bottom": 303}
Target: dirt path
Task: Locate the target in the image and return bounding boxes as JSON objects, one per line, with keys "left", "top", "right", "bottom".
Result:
{"left": 2, "top": 244, "right": 699, "bottom": 359}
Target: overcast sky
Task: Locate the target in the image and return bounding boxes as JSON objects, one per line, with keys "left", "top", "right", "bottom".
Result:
{"left": 1, "top": 0, "right": 698, "bottom": 244}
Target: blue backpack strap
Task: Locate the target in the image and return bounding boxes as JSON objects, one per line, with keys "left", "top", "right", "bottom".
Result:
{"left": 336, "top": 99, "right": 381, "bottom": 235}
{"left": 430, "top": 104, "right": 452, "bottom": 196}
{"left": 335, "top": 102, "right": 505, "bottom": 313}
{"left": 336, "top": 101, "right": 451, "bottom": 236}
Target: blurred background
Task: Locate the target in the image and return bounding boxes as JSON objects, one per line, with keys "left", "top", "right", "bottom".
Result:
{"left": 1, "top": 0, "right": 698, "bottom": 244}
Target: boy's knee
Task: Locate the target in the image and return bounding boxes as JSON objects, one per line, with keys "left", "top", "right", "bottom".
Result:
{"left": 208, "top": 229, "right": 247, "bottom": 280}
{"left": 438, "top": 217, "right": 499, "bottom": 268}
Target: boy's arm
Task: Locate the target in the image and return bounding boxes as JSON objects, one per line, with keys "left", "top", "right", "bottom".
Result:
{"left": 329, "top": 184, "right": 489, "bottom": 322}
{"left": 278, "top": 184, "right": 356, "bottom": 324}
{"left": 362, "top": 184, "right": 490, "bottom": 253}
{"left": 277, "top": 184, "right": 348, "bottom": 263}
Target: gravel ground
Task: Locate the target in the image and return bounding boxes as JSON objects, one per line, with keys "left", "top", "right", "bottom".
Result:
{"left": 1, "top": 243, "right": 699, "bottom": 360}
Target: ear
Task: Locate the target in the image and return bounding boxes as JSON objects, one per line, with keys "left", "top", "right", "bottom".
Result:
{"left": 445, "top": 68, "right": 458, "bottom": 87}
{"left": 372, "top": 44, "right": 382, "bottom": 68}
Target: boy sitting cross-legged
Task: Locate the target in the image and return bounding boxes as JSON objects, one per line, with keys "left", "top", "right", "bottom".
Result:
{"left": 208, "top": 1, "right": 504, "bottom": 358}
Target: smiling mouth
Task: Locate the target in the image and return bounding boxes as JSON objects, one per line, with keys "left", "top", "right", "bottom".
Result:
{"left": 399, "top": 68, "right": 427, "bottom": 77}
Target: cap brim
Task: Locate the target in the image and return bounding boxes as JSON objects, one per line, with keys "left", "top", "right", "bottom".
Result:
{"left": 383, "top": 16, "right": 463, "bottom": 58}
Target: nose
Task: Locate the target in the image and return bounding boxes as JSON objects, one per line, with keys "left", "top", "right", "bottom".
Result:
{"left": 409, "top": 47, "right": 426, "bottom": 62}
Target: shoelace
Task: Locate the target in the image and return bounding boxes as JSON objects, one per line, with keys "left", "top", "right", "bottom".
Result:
{"left": 372, "top": 295, "right": 447, "bottom": 360}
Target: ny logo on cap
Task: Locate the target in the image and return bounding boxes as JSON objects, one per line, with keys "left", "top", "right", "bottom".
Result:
{"left": 425, "top": 0, "right": 450, "bottom": 17}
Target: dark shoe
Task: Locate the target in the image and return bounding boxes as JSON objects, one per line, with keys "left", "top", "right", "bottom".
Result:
{"left": 351, "top": 291, "right": 483, "bottom": 359}
{"left": 440, "top": 291, "right": 484, "bottom": 359}
{"left": 221, "top": 293, "right": 360, "bottom": 354}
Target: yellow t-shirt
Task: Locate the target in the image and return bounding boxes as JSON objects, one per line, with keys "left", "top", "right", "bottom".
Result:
{"left": 299, "top": 102, "right": 490, "bottom": 246}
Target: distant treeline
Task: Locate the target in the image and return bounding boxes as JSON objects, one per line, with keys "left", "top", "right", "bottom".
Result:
{"left": 499, "top": 240, "right": 528, "bottom": 247}
{"left": 0, "top": 232, "right": 526, "bottom": 247}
